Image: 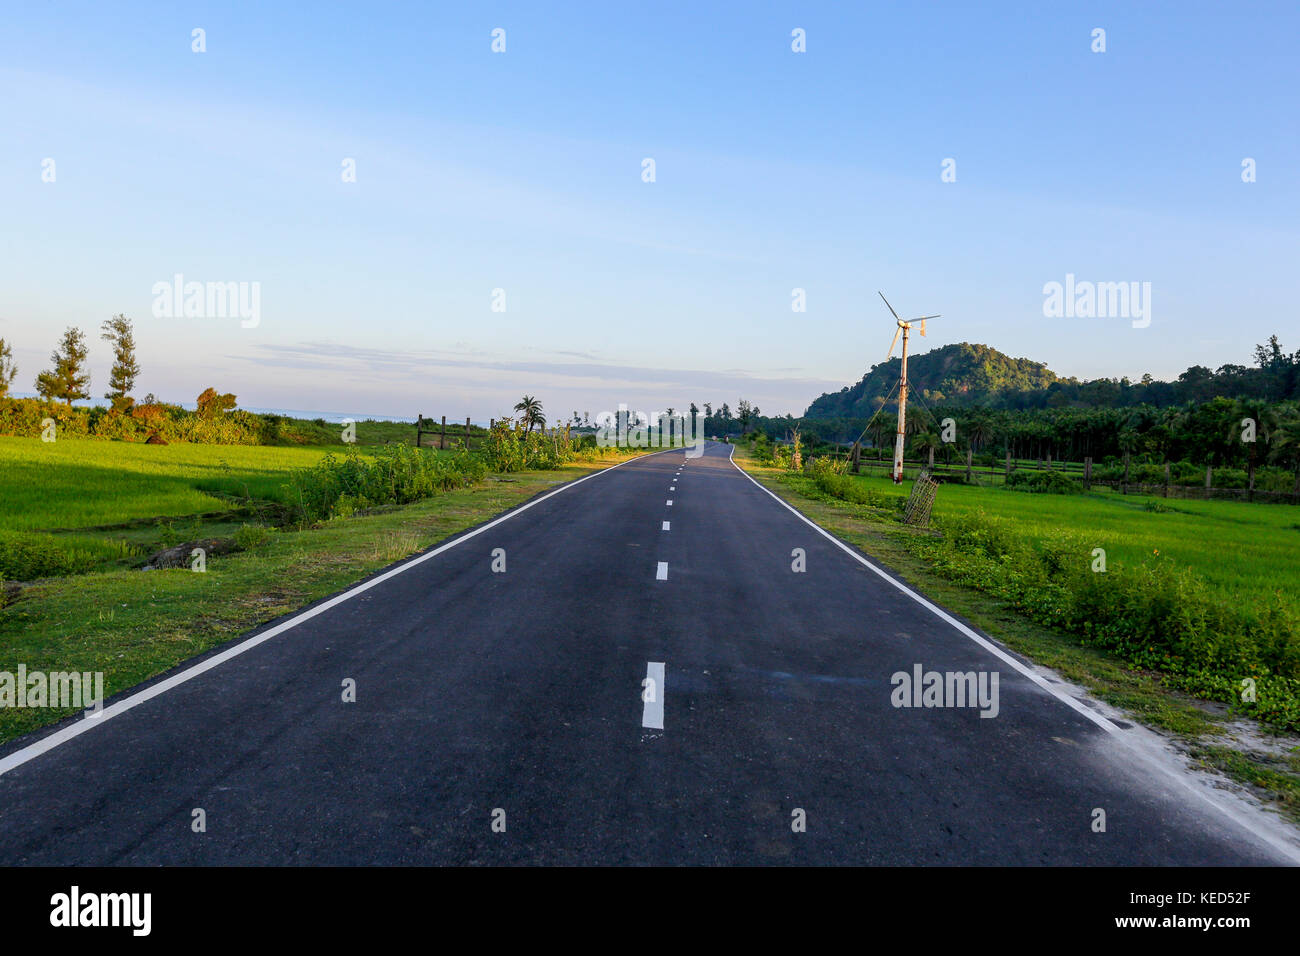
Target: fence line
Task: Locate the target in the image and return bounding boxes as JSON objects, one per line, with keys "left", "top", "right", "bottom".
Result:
{"left": 415, "top": 415, "right": 486, "bottom": 451}
{"left": 842, "top": 450, "right": 1299, "bottom": 504}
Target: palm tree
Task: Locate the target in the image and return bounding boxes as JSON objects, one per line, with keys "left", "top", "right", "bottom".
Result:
{"left": 968, "top": 416, "right": 993, "bottom": 455}
{"left": 912, "top": 430, "right": 942, "bottom": 467}
{"left": 514, "top": 395, "right": 544, "bottom": 435}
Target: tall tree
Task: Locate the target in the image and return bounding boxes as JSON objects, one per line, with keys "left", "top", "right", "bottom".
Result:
{"left": 0, "top": 338, "right": 16, "bottom": 398}
{"left": 100, "top": 314, "right": 140, "bottom": 411}
{"left": 35, "top": 327, "right": 91, "bottom": 406}
{"left": 736, "top": 399, "right": 753, "bottom": 434}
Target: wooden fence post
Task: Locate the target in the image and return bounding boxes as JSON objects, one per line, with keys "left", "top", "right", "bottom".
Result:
{"left": 1084, "top": 456, "right": 1092, "bottom": 490}
{"left": 1163, "top": 462, "right": 1170, "bottom": 498}
{"left": 1248, "top": 462, "right": 1255, "bottom": 502}
{"left": 851, "top": 441, "right": 861, "bottom": 474}
{"left": 1123, "top": 453, "right": 1130, "bottom": 495}
{"left": 440, "top": 415, "right": 447, "bottom": 450}
{"left": 965, "top": 448, "right": 973, "bottom": 483}
{"left": 1005, "top": 451, "right": 1011, "bottom": 480}
{"left": 466, "top": 417, "right": 472, "bottom": 449}
{"left": 927, "top": 446, "right": 935, "bottom": 469}
{"left": 1046, "top": 452, "right": 1052, "bottom": 471}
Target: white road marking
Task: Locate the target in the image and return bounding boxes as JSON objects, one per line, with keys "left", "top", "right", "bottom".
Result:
{"left": 0, "top": 447, "right": 681, "bottom": 779}
{"left": 666, "top": 499, "right": 673, "bottom": 506}
{"left": 662, "top": 521, "right": 670, "bottom": 531}
{"left": 642, "top": 662, "right": 665, "bottom": 729}
{"left": 656, "top": 561, "right": 668, "bottom": 580}
{"left": 724, "top": 443, "right": 1300, "bottom": 865}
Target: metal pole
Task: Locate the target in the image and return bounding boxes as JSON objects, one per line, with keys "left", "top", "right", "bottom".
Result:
{"left": 892, "top": 324, "right": 909, "bottom": 483}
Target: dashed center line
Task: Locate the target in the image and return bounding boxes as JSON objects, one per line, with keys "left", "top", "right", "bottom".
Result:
{"left": 662, "top": 521, "right": 670, "bottom": 531}
{"left": 666, "top": 499, "right": 673, "bottom": 506}
{"left": 642, "top": 661, "right": 665, "bottom": 730}
{"left": 656, "top": 561, "right": 668, "bottom": 580}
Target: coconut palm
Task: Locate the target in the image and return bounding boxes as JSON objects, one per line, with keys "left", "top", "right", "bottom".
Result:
{"left": 514, "top": 395, "right": 545, "bottom": 435}
{"left": 968, "top": 416, "right": 993, "bottom": 455}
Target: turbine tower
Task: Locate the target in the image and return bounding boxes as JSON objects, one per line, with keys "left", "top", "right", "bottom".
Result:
{"left": 878, "top": 292, "right": 940, "bottom": 483}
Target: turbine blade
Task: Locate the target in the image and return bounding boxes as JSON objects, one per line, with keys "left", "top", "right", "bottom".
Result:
{"left": 878, "top": 291, "right": 900, "bottom": 321}
{"left": 888, "top": 326, "right": 901, "bottom": 357}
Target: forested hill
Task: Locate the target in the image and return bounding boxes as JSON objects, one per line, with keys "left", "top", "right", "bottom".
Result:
{"left": 804, "top": 336, "right": 1300, "bottom": 416}
{"left": 805, "top": 343, "right": 1057, "bottom": 417}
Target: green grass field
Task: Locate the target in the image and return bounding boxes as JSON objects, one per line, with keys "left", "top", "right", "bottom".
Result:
{"left": 0, "top": 436, "right": 340, "bottom": 532}
{"left": 802, "top": 468, "right": 1299, "bottom": 607}
{"left": 0, "top": 437, "right": 418, "bottom": 577}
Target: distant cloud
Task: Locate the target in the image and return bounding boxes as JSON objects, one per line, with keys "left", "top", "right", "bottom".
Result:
{"left": 234, "top": 341, "right": 839, "bottom": 414}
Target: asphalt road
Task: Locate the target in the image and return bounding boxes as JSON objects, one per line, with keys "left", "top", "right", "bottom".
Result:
{"left": 0, "top": 442, "right": 1292, "bottom": 864}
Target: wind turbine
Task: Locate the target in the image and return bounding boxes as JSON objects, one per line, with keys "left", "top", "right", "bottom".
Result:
{"left": 879, "top": 292, "right": 940, "bottom": 483}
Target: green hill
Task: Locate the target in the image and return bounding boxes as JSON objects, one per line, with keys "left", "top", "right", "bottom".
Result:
{"left": 805, "top": 342, "right": 1060, "bottom": 417}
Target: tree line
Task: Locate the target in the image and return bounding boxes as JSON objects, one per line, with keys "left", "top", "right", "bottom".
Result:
{"left": 0, "top": 318, "right": 237, "bottom": 419}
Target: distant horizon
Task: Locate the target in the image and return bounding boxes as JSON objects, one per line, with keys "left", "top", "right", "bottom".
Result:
{"left": 6, "top": 330, "right": 1277, "bottom": 424}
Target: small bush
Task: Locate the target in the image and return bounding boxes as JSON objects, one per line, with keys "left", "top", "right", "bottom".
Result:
{"left": 234, "top": 524, "right": 273, "bottom": 550}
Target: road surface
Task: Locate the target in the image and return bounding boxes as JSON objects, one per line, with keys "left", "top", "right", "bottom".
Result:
{"left": 0, "top": 442, "right": 1293, "bottom": 864}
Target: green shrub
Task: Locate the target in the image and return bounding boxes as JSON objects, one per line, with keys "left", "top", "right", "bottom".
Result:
{"left": 233, "top": 524, "right": 273, "bottom": 550}
{"left": 1004, "top": 470, "right": 1083, "bottom": 494}
{"left": 287, "top": 444, "right": 488, "bottom": 522}
{"left": 0, "top": 531, "right": 99, "bottom": 580}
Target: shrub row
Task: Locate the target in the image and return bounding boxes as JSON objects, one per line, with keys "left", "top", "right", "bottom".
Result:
{"left": 1003, "top": 470, "right": 1084, "bottom": 494}
{"left": 286, "top": 444, "right": 488, "bottom": 522}
{"left": 0, "top": 397, "right": 265, "bottom": 444}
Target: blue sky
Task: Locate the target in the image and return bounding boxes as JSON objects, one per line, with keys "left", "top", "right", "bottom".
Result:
{"left": 2, "top": 1, "right": 1297, "bottom": 420}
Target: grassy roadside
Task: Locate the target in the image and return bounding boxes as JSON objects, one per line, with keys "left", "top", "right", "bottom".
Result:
{"left": 0, "top": 451, "right": 644, "bottom": 747}
{"left": 730, "top": 445, "right": 1300, "bottom": 825}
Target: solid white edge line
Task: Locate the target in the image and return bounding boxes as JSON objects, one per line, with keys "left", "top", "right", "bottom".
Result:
{"left": 0, "top": 447, "right": 680, "bottom": 778}
{"left": 724, "top": 442, "right": 1300, "bottom": 864}
{"left": 642, "top": 661, "right": 665, "bottom": 729}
